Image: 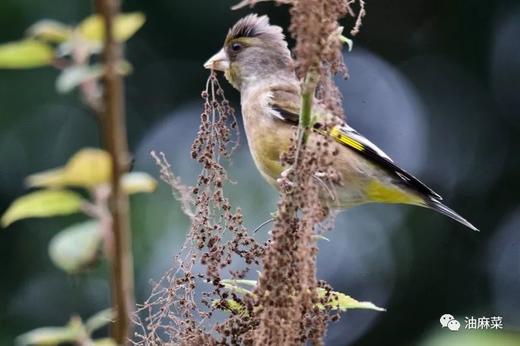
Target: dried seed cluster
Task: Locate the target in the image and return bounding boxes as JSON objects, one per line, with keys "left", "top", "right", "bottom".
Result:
{"left": 135, "top": 73, "right": 264, "bottom": 345}
{"left": 137, "top": 1, "right": 367, "bottom": 344}
{"left": 244, "top": 1, "right": 364, "bottom": 344}
{"left": 190, "top": 73, "right": 263, "bottom": 282}
{"left": 250, "top": 123, "right": 341, "bottom": 346}
{"left": 292, "top": 0, "right": 348, "bottom": 118}
{"left": 290, "top": 0, "right": 347, "bottom": 77}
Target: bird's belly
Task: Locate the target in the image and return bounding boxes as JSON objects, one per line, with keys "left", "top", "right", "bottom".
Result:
{"left": 327, "top": 166, "right": 372, "bottom": 209}
{"left": 330, "top": 151, "right": 421, "bottom": 208}
{"left": 243, "top": 117, "right": 290, "bottom": 186}
{"left": 329, "top": 183, "right": 369, "bottom": 208}
{"left": 326, "top": 145, "right": 379, "bottom": 208}
{"left": 248, "top": 135, "right": 286, "bottom": 186}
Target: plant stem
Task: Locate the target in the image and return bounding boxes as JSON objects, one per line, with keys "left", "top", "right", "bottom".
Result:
{"left": 299, "top": 72, "right": 317, "bottom": 141}
{"left": 294, "top": 69, "right": 319, "bottom": 166}
{"left": 95, "top": 0, "right": 135, "bottom": 343}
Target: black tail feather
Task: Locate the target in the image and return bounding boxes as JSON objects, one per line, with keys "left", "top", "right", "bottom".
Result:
{"left": 426, "top": 198, "right": 479, "bottom": 232}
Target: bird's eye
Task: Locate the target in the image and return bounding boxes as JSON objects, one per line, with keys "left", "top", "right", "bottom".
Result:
{"left": 231, "top": 42, "right": 243, "bottom": 52}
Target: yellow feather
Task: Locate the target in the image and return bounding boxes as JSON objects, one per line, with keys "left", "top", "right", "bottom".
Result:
{"left": 365, "top": 180, "right": 422, "bottom": 205}
{"left": 330, "top": 127, "right": 364, "bottom": 151}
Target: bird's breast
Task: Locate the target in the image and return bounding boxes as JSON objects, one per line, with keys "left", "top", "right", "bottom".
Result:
{"left": 241, "top": 105, "right": 292, "bottom": 186}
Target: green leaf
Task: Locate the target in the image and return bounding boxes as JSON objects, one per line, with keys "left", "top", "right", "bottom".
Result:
{"left": 220, "top": 279, "right": 385, "bottom": 313}
{"left": 212, "top": 299, "right": 248, "bottom": 316}
{"left": 48, "top": 220, "right": 102, "bottom": 273}
{"left": 85, "top": 309, "right": 114, "bottom": 335}
{"left": 16, "top": 327, "right": 79, "bottom": 345}
{"left": 16, "top": 317, "right": 84, "bottom": 346}
{"left": 78, "top": 12, "right": 145, "bottom": 43}
{"left": 26, "top": 148, "right": 111, "bottom": 189}
{"left": 220, "top": 280, "right": 256, "bottom": 296}
{"left": 340, "top": 35, "right": 354, "bottom": 52}
{"left": 55, "top": 62, "right": 132, "bottom": 93}
{"left": 1, "top": 190, "right": 83, "bottom": 227}
{"left": 313, "top": 234, "right": 330, "bottom": 242}
{"left": 27, "top": 20, "right": 72, "bottom": 43}
{"left": 93, "top": 338, "right": 117, "bottom": 346}
{"left": 26, "top": 148, "right": 155, "bottom": 193}
{"left": 221, "top": 279, "right": 257, "bottom": 287}
{"left": 0, "top": 39, "right": 53, "bottom": 69}
{"left": 335, "top": 26, "right": 354, "bottom": 52}
{"left": 122, "top": 172, "right": 157, "bottom": 194}
{"left": 317, "top": 288, "right": 386, "bottom": 312}
{"left": 56, "top": 64, "right": 104, "bottom": 93}
{"left": 221, "top": 282, "right": 254, "bottom": 296}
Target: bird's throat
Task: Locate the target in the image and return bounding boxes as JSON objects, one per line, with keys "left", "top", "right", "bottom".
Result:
{"left": 224, "top": 64, "right": 241, "bottom": 90}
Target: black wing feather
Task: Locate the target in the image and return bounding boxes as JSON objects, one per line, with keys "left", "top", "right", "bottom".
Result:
{"left": 272, "top": 105, "right": 299, "bottom": 124}
{"left": 330, "top": 126, "right": 442, "bottom": 200}
{"left": 270, "top": 104, "right": 441, "bottom": 200}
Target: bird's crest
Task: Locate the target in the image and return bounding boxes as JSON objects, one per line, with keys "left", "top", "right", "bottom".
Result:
{"left": 226, "top": 14, "right": 285, "bottom": 45}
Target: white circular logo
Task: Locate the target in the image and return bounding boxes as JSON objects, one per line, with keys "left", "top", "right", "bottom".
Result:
{"left": 447, "top": 319, "right": 461, "bottom": 331}
{"left": 440, "top": 313, "right": 455, "bottom": 327}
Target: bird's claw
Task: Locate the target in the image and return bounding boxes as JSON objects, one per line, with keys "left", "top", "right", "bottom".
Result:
{"left": 281, "top": 167, "right": 293, "bottom": 178}
{"left": 277, "top": 167, "right": 296, "bottom": 189}
{"left": 277, "top": 177, "right": 296, "bottom": 189}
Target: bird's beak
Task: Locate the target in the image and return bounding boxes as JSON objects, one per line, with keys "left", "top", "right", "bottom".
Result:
{"left": 204, "top": 48, "right": 230, "bottom": 71}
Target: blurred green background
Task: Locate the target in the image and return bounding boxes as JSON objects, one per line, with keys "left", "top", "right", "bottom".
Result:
{"left": 1, "top": 0, "right": 519, "bottom": 345}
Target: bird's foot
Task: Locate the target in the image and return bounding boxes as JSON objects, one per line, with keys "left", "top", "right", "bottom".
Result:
{"left": 277, "top": 177, "right": 296, "bottom": 188}
{"left": 277, "top": 167, "right": 296, "bottom": 189}
{"left": 281, "top": 167, "right": 293, "bottom": 178}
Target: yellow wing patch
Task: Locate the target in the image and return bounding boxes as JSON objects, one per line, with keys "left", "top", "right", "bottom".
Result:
{"left": 365, "top": 180, "right": 423, "bottom": 205}
{"left": 326, "top": 124, "right": 440, "bottom": 203}
{"left": 330, "top": 127, "right": 365, "bottom": 152}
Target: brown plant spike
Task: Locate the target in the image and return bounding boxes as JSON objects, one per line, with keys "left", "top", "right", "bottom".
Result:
{"left": 251, "top": 134, "right": 340, "bottom": 345}
{"left": 246, "top": 1, "right": 361, "bottom": 345}
{"left": 134, "top": 72, "right": 264, "bottom": 345}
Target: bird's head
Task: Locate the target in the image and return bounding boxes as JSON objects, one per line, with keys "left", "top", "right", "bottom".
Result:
{"left": 204, "top": 14, "right": 294, "bottom": 91}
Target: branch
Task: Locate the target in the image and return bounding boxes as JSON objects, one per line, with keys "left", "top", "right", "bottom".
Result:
{"left": 299, "top": 70, "right": 319, "bottom": 143}
{"left": 95, "top": 0, "right": 135, "bottom": 344}
{"left": 293, "top": 69, "right": 319, "bottom": 168}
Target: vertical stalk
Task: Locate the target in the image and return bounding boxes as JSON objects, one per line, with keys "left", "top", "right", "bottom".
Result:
{"left": 294, "top": 69, "right": 319, "bottom": 167}
{"left": 95, "top": 0, "right": 134, "bottom": 343}
{"left": 299, "top": 71, "right": 318, "bottom": 142}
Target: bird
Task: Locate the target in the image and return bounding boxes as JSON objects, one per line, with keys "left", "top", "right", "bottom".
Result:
{"left": 203, "top": 14, "right": 478, "bottom": 231}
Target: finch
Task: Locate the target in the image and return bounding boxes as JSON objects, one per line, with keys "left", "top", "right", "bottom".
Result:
{"left": 204, "top": 14, "right": 478, "bottom": 231}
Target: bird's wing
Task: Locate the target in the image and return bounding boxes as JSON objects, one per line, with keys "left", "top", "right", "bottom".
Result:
{"left": 329, "top": 124, "right": 441, "bottom": 200}
{"left": 269, "top": 85, "right": 301, "bottom": 123}
{"left": 268, "top": 90, "right": 441, "bottom": 200}
{"left": 268, "top": 87, "right": 481, "bottom": 230}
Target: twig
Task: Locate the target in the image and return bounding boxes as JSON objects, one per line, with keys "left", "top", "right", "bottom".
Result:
{"left": 299, "top": 70, "right": 319, "bottom": 142}
{"left": 253, "top": 218, "right": 274, "bottom": 233}
{"left": 94, "top": 0, "right": 135, "bottom": 344}
{"left": 293, "top": 69, "right": 319, "bottom": 169}
{"left": 350, "top": 0, "right": 366, "bottom": 36}
{"left": 150, "top": 151, "right": 195, "bottom": 218}
{"left": 231, "top": 0, "right": 292, "bottom": 11}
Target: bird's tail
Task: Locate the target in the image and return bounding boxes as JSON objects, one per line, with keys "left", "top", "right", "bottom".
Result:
{"left": 425, "top": 198, "right": 479, "bottom": 231}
